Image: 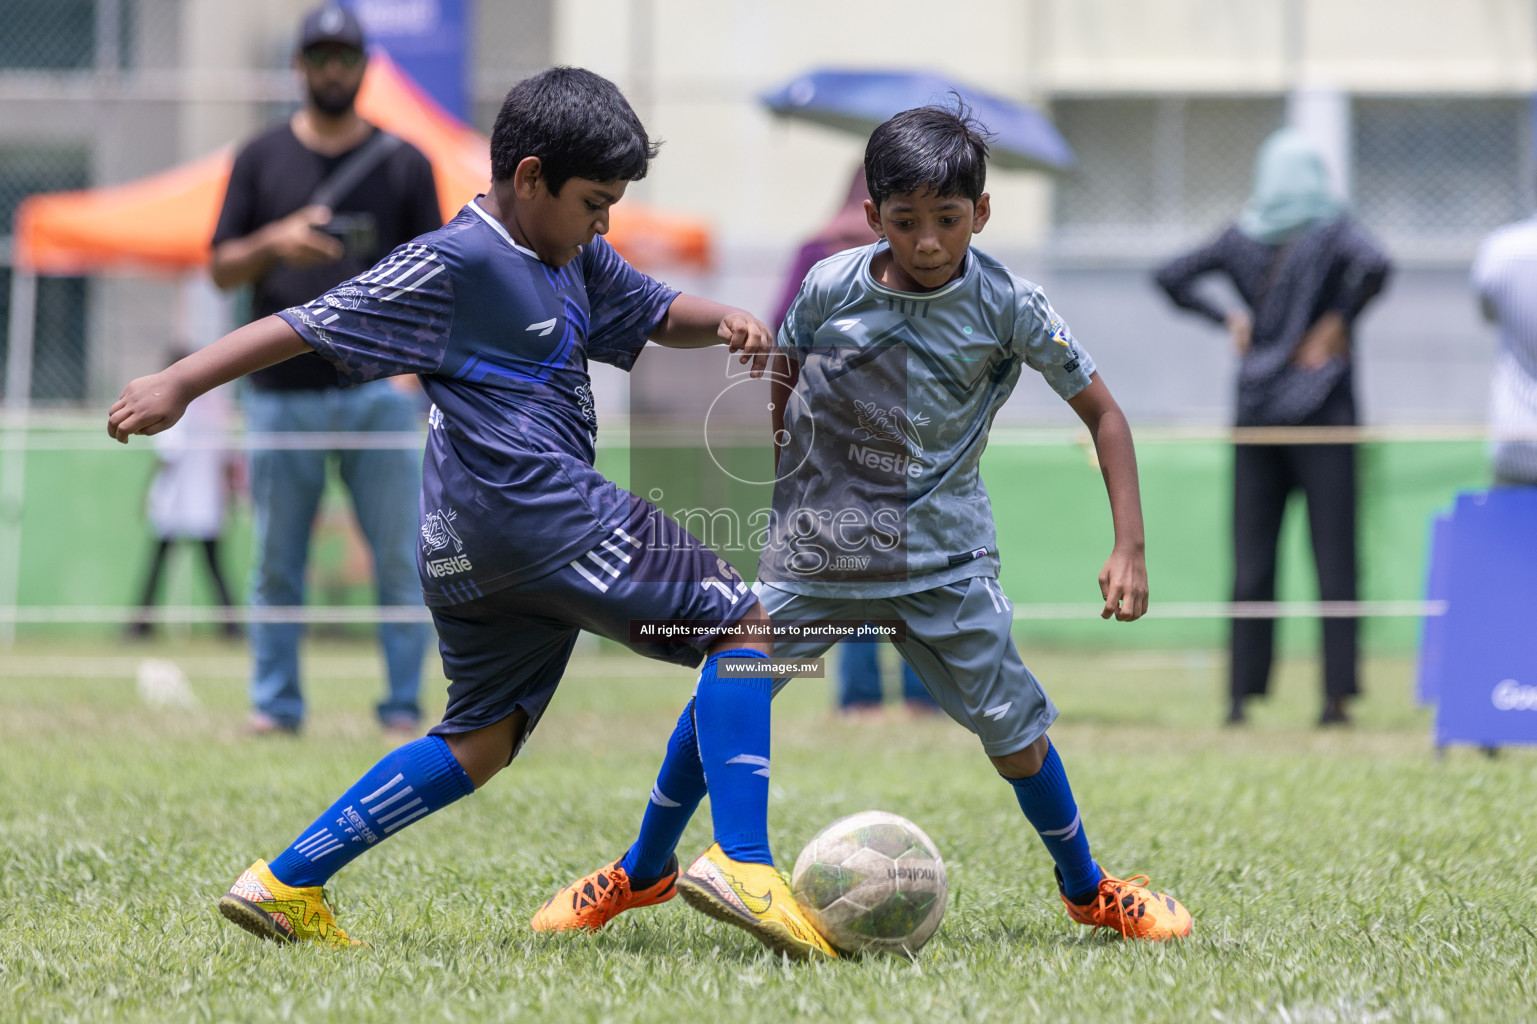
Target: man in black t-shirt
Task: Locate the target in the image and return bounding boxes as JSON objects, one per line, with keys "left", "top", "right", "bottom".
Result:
{"left": 211, "top": 4, "right": 442, "bottom": 737}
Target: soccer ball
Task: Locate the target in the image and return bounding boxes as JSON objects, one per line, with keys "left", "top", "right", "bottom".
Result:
{"left": 790, "top": 810, "right": 947, "bottom": 957}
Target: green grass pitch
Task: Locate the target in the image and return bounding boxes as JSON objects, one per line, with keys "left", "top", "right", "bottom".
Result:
{"left": 1, "top": 639, "right": 1534, "bottom": 1023}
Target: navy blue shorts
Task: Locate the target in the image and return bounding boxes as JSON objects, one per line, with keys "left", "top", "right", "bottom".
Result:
{"left": 427, "top": 494, "right": 756, "bottom": 745}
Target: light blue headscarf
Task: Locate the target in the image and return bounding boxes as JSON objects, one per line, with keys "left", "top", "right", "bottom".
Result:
{"left": 1237, "top": 128, "right": 1343, "bottom": 244}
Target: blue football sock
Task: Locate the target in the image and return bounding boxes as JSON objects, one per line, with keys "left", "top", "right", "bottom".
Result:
{"left": 693, "top": 649, "right": 773, "bottom": 865}
{"left": 268, "top": 735, "right": 474, "bottom": 888}
{"left": 1003, "top": 742, "right": 1103, "bottom": 903}
{"left": 618, "top": 699, "right": 707, "bottom": 881}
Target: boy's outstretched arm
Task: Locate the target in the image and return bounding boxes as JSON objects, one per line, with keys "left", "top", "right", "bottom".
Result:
{"left": 768, "top": 350, "right": 800, "bottom": 473}
{"left": 108, "top": 316, "right": 311, "bottom": 442}
{"left": 652, "top": 294, "right": 773, "bottom": 378}
{"left": 1066, "top": 373, "right": 1148, "bottom": 622}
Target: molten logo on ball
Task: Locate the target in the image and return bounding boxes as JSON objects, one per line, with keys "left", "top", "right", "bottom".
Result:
{"left": 790, "top": 810, "right": 947, "bottom": 957}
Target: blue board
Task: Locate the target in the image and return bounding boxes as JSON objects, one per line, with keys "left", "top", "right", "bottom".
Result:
{"left": 346, "top": 0, "right": 470, "bottom": 119}
{"left": 1433, "top": 488, "right": 1537, "bottom": 747}
{"left": 1414, "top": 510, "right": 1452, "bottom": 706}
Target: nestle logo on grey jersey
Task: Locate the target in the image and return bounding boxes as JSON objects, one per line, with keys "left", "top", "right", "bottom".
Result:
{"left": 847, "top": 443, "right": 922, "bottom": 478}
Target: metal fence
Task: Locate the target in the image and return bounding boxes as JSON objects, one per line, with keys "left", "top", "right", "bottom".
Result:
{"left": 1, "top": 0, "right": 190, "bottom": 405}
{"left": 2, "top": 3, "right": 1533, "bottom": 408}
{"left": 0, "top": 0, "right": 131, "bottom": 71}
{"left": 0, "top": 146, "right": 90, "bottom": 402}
{"left": 1049, "top": 92, "right": 1534, "bottom": 265}
{"left": 1353, "top": 96, "right": 1534, "bottom": 262}
{"left": 1050, "top": 95, "right": 1287, "bottom": 262}
{"left": 0, "top": 0, "right": 555, "bottom": 408}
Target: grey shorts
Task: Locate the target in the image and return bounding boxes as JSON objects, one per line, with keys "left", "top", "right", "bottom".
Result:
{"left": 754, "top": 576, "right": 1057, "bottom": 756}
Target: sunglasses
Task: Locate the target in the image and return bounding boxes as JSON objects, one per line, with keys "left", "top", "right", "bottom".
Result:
{"left": 301, "top": 46, "right": 365, "bottom": 70}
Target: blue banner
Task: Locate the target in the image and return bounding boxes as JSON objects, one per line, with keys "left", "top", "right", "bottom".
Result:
{"left": 1415, "top": 510, "right": 1452, "bottom": 706}
{"left": 344, "top": 0, "right": 471, "bottom": 120}
{"left": 1421, "top": 488, "right": 1537, "bottom": 748}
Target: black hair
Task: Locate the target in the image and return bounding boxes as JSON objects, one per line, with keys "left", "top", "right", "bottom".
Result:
{"left": 864, "top": 100, "right": 993, "bottom": 209}
{"left": 490, "top": 67, "right": 660, "bottom": 193}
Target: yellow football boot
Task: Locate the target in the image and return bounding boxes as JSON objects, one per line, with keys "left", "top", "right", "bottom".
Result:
{"left": 530, "top": 855, "right": 678, "bottom": 933}
{"left": 1061, "top": 870, "right": 1193, "bottom": 941}
{"left": 218, "top": 859, "right": 361, "bottom": 949}
{"left": 676, "top": 843, "right": 837, "bottom": 960}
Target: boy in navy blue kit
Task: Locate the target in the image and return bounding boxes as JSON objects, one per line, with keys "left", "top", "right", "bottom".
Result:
{"left": 108, "top": 67, "right": 833, "bottom": 958}
{"left": 536, "top": 105, "right": 1192, "bottom": 947}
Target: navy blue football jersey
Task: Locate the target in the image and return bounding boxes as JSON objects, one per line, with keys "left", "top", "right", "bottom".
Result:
{"left": 278, "top": 200, "right": 679, "bottom": 605}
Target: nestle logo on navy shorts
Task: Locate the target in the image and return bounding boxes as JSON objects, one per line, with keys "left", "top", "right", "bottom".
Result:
{"left": 425, "top": 554, "right": 472, "bottom": 578}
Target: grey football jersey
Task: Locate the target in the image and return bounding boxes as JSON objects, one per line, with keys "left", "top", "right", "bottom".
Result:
{"left": 759, "top": 241, "right": 1095, "bottom": 596}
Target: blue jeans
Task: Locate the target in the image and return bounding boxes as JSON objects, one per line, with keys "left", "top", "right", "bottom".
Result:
{"left": 244, "top": 383, "right": 430, "bottom": 727}
{"left": 837, "top": 627, "right": 935, "bottom": 708}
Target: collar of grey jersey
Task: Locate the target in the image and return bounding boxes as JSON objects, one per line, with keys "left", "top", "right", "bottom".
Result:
{"left": 858, "top": 240, "right": 974, "bottom": 301}
{"left": 466, "top": 197, "right": 543, "bottom": 261}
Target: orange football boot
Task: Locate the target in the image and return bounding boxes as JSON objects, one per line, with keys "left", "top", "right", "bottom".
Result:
{"left": 530, "top": 855, "right": 678, "bottom": 932}
{"left": 1061, "top": 871, "right": 1193, "bottom": 941}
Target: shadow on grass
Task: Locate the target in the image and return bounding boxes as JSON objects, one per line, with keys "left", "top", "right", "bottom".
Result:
{"left": 491, "top": 916, "right": 801, "bottom": 968}
{"left": 956, "top": 912, "right": 1244, "bottom": 958}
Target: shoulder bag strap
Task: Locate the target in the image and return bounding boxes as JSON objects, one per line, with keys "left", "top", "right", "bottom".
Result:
{"left": 307, "top": 130, "right": 404, "bottom": 210}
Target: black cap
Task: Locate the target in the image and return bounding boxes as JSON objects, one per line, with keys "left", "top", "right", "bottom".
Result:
{"left": 298, "top": 4, "right": 366, "bottom": 52}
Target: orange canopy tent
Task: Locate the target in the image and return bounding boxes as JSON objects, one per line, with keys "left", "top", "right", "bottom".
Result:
{"left": 12, "top": 52, "right": 711, "bottom": 274}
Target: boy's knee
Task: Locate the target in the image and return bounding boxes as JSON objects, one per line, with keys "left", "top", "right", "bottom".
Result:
{"left": 990, "top": 734, "right": 1049, "bottom": 779}
{"left": 705, "top": 600, "right": 773, "bottom": 659}
{"left": 444, "top": 709, "right": 529, "bottom": 788}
